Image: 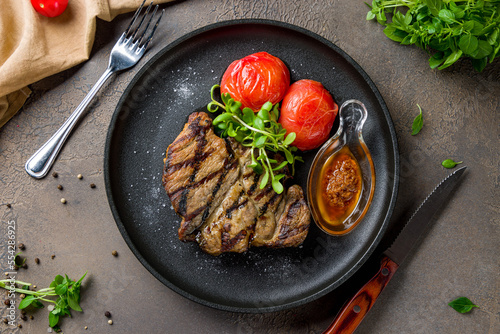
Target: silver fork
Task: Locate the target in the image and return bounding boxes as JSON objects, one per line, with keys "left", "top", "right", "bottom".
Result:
{"left": 25, "top": 1, "right": 164, "bottom": 179}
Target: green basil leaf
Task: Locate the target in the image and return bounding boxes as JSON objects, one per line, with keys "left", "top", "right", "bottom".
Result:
{"left": 432, "top": 18, "right": 443, "bottom": 33}
{"left": 19, "top": 295, "right": 36, "bottom": 309}
{"left": 55, "top": 284, "right": 68, "bottom": 296}
{"left": 472, "top": 57, "right": 488, "bottom": 72}
{"left": 462, "top": 20, "right": 475, "bottom": 32}
{"left": 442, "top": 159, "right": 463, "bottom": 168}
{"left": 376, "top": 10, "right": 387, "bottom": 25}
{"left": 404, "top": 13, "right": 413, "bottom": 26}
{"left": 429, "top": 53, "right": 445, "bottom": 68}
{"left": 383, "top": 26, "right": 407, "bottom": 42}
{"left": 487, "top": 29, "right": 499, "bottom": 46}
{"left": 470, "top": 21, "right": 484, "bottom": 36}
{"left": 411, "top": 104, "right": 424, "bottom": 135}
{"left": 416, "top": 9, "right": 429, "bottom": 22}
{"left": 32, "top": 299, "right": 44, "bottom": 309}
{"left": 438, "top": 50, "right": 463, "bottom": 70}
{"left": 425, "top": 0, "right": 442, "bottom": 17}
{"left": 448, "top": 297, "right": 478, "bottom": 313}
{"left": 366, "top": 11, "right": 376, "bottom": 21}
{"left": 458, "top": 34, "right": 479, "bottom": 55}
{"left": 471, "top": 40, "right": 493, "bottom": 59}
{"left": 54, "top": 275, "right": 64, "bottom": 285}
{"left": 68, "top": 294, "right": 82, "bottom": 312}
{"left": 49, "top": 312, "right": 60, "bottom": 327}
{"left": 438, "top": 9, "right": 455, "bottom": 24}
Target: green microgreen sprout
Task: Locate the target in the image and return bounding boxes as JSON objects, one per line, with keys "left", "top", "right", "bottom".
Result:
{"left": 207, "top": 84, "right": 302, "bottom": 194}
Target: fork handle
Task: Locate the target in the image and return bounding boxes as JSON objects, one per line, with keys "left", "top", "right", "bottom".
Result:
{"left": 25, "top": 67, "right": 115, "bottom": 179}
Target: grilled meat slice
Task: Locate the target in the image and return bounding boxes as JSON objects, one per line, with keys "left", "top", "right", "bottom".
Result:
{"left": 264, "top": 185, "right": 310, "bottom": 248}
{"left": 197, "top": 181, "right": 257, "bottom": 256}
{"left": 162, "top": 112, "right": 239, "bottom": 241}
{"left": 163, "top": 112, "right": 310, "bottom": 255}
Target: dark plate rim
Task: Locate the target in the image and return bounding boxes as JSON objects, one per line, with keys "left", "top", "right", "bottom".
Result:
{"left": 104, "top": 18, "right": 400, "bottom": 313}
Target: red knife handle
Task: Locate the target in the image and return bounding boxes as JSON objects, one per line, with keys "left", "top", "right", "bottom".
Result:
{"left": 323, "top": 256, "right": 399, "bottom": 334}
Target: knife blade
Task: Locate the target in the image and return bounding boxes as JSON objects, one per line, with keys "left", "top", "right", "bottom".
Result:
{"left": 323, "top": 166, "right": 467, "bottom": 334}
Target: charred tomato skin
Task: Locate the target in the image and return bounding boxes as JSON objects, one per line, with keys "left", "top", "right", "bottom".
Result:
{"left": 31, "top": 0, "right": 68, "bottom": 17}
{"left": 220, "top": 52, "right": 290, "bottom": 112}
{"left": 279, "top": 79, "right": 338, "bottom": 151}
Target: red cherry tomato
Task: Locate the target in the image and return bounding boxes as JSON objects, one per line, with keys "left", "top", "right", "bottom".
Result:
{"left": 31, "top": 0, "right": 68, "bottom": 18}
{"left": 220, "top": 52, "right": 290, "bottom": 112}
{"left": 279, "top": 79, "right": 338, "bottom": 151}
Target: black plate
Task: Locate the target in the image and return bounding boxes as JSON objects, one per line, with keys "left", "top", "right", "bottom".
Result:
{"left": 104, "top": 19, "right": 399, "bottom": 313}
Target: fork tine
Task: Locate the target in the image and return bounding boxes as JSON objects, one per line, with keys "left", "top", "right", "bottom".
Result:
{"left": 141, "top": 8, "right": 164, "bottom": 50}
{"left": 124, "top": 0, "right": 147, "bottom": 37}
{"left": 136, "top": 5, "right": 159, "bottom": 46}
{"left": 130, "top": 2, "right": 154, "bottom": 41}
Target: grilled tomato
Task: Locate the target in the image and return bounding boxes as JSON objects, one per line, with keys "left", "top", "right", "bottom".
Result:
{"left": 279, "top": 79, "right": 338, "bottom": 151}
{"left": 220, "top": 52, "right": 290, "bottom": 112}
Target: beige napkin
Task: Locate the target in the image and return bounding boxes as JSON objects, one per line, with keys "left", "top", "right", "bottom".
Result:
{"left": 0, "top": 0, "right": 174, "bottom": 128}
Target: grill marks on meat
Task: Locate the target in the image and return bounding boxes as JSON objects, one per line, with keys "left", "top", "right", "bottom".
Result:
{"left": 162, "top": 113, "right": 239, "bottom": 241}
{"left": 163, "top": 112, "right": 310, "bottom": 256}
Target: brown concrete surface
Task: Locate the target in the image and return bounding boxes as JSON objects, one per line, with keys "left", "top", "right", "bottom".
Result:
{"left": 1, "top": 0, "right": 499, "bottom": 333}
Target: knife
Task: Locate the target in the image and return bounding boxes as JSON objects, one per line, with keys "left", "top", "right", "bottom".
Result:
{"left": 323, "top": 166, "right": 467, "bottom": 334}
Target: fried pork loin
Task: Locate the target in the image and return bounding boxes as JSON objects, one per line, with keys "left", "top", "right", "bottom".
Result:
{"left": 162, "top": 112, "right": 310, "bottom": 256}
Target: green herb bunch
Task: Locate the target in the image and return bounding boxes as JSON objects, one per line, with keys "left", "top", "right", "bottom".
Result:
{"left": 0, "top": 272, "right": 87, "bottom": 329}
{"left": 366, "top": 0, "right": 500, "bottom": 71}
{"left": 207, "top": 85, "right": 302, "bottom": 194}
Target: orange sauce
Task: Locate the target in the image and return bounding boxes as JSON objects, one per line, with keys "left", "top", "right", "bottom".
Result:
{"left": 316, "top": 146, "right": 362, "bottom": 231}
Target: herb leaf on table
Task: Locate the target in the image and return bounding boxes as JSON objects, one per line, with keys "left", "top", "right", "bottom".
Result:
{"left": 0, "top": 272, "right": 87, "bottom": 328}
{"left": 449, "top": 297, "right": 479, "bottom": 313}
{"left": 442, "top": 159, "right": 463, "bottom": 168}
{"left": 411, "top": 104, "right": 424, "bottom": 135}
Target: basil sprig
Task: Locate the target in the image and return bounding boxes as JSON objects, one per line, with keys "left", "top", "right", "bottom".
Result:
{"left": 0, "top": 272, "right": 87, "bottom": 330}
{"left": 207, "top": 85, "right": 302, "bottom": 194}
{"left": 367, "top": 0, "right": 500, "bottom": 72}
